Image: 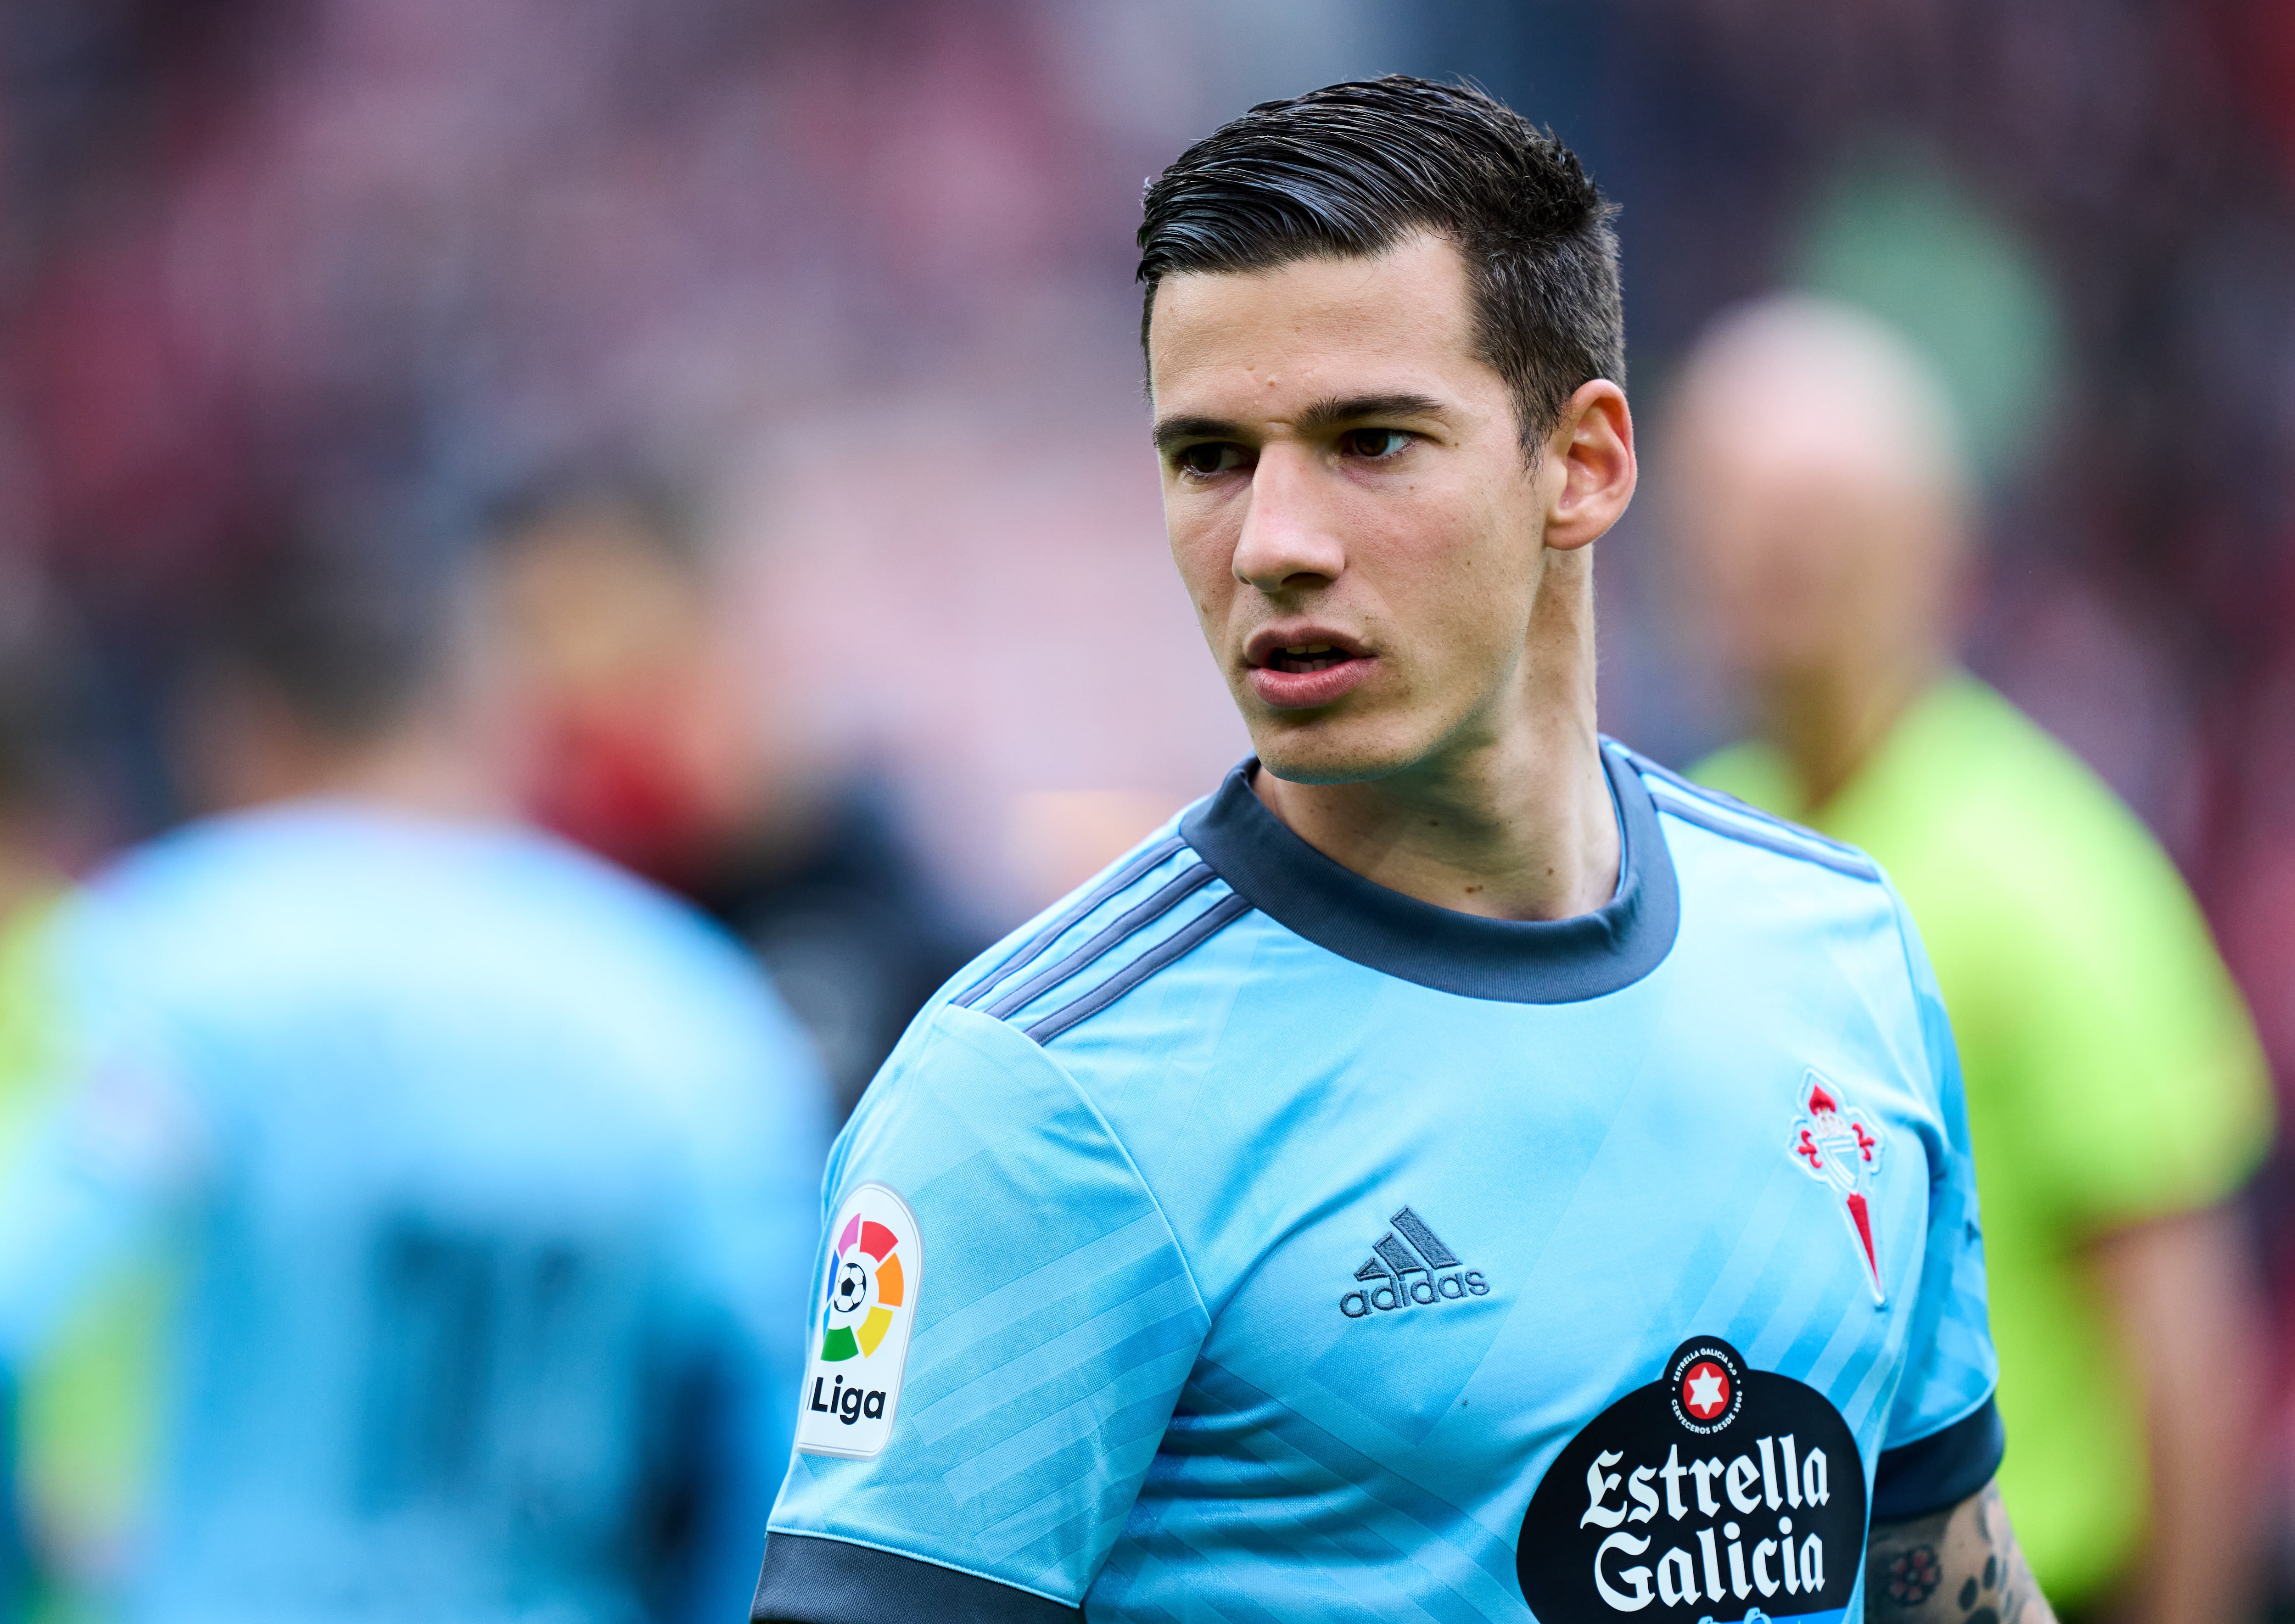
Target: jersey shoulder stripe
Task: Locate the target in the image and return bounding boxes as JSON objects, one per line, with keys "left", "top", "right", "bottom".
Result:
{"left": 952, "top": 834, "right": 1187, "bottom": 1010}
{"left": 953, "top": 825, "right": 1253, "bottom": 1048}
{"left": 1021, "top": 891, "right": 1252, "bottom": 1045}
{"left": 1622, "top": 747, "right": 1881, "bottom": 882}
{"left": 981, "top": 862, "right": 1215, "bottom": 1022}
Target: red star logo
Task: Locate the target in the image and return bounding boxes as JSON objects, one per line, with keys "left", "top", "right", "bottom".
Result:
{"left": 1681, "top": 1361, "right": 1730, "bottom": 1420}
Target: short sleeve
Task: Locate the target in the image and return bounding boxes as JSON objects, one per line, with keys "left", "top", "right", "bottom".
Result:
{"left": 1874, "top": 891, "right": 2006, "bottom": 1520}
{"left": 756, "top": 1004, "right": 1209, "bottom": 1622}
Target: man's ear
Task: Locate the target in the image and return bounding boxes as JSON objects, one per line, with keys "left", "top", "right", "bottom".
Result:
{"left": 1541, "top": 380, "right": 1636, "bottom": 552}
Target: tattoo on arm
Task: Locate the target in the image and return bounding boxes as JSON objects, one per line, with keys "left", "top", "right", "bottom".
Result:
{"left": 1866, "top": 1482, "right": 2055, "bottom": 1623}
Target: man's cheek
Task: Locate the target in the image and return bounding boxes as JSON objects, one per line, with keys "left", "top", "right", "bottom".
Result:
{"left": 1165, "top": 519, "right": 1220, "bottom": 584}
{"left": 1171, "top": 548, "right": 1239, "bottom": 637}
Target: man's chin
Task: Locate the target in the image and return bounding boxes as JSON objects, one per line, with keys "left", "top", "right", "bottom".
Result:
{"left": 1248, "top": 717, "right": 1424, "bottom": 787}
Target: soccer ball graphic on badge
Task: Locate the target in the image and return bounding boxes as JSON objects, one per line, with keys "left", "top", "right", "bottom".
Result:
{"left": 820, "top": 1213, "right": 905, "bottom": 1362}
{"left": 799, "top": 1182, "right": 921, "bottom": 1461}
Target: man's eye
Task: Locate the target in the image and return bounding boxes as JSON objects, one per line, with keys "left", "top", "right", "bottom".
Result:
{"left": 1338, "top": 428, "right": 1411, "bottom": 460}
{"left": 1176, "top": 442, "right": 1249, "bottom": 477}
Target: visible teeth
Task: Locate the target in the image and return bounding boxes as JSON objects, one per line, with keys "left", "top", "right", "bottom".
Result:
{"left": 1284, "top": 644, "right": 1333, "bottom": 654}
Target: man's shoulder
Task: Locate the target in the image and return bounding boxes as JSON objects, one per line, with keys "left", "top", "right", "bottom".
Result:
{"left": 1617, "top": 742, "right": 1937, "bottom": 1041}
{"left": 1831, "top": 682, "right": 2217, "bottom": 963}
{"left": 1924, "top": 683, "right": 2193, "bottom": 896}
{"left": 1681, "top": 734, "right": 1800, "bottom": 816}
{"left": 834, "top": 806, "right": 1269, "bottom": 1195}
{"left": 86, "top": 806, "right": 796, "bottom": 1057}
{"left": 1618, "top": 741, "right": 1889, "bottom": 891}
{"left": 931, "top": 809, "right": 1257, "bottom": 1050}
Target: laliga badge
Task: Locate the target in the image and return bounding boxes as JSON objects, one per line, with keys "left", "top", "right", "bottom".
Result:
{"left": 795, "top": 1182, "right": 921, "bottom": 1459}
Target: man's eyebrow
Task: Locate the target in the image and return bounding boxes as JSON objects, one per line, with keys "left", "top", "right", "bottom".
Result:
{"left": 1151, "top": 414, "right": 1238, "bottom": 453}
{"left": 1151, "top": 394, "right": 1451, "bottom": 453}
{"left": 1293, "top": 393, "right": 1449, "bottom": 433}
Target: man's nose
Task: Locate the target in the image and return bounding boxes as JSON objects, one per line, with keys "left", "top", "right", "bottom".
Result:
{"left": 1232, "top": 445, "right": 1345, "bottom": 592}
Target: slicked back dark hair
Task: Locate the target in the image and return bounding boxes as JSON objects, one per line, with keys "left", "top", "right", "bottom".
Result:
{"left": 1136, "top": 76, "right": 1623, "bottom": 449}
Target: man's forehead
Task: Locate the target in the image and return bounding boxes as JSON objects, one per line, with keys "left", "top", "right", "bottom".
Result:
{"left": 1147, "top": 233, "right": 1482, "bottom": 408}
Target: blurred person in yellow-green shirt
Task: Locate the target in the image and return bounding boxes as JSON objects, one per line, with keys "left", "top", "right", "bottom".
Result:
{"left": 1664, "top": 294, "right": 2272, "bottom": 1623}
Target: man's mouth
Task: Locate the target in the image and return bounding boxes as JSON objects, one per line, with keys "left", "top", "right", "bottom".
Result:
{"left": 1243, "top": 629, "right": 1375, "bottom": 709}
{"left": 1265, "top": 643, "right": 1356, "bottom": 675}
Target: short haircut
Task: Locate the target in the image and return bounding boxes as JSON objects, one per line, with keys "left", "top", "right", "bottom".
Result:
{"left": 1136, "top": 76, "right": 1623, "bottom": 448}
{"left": 194, "top": 515, "right": 447, "bottom": 743}
{"left": 482, "top": 465, "right": 704, "bottom": 575}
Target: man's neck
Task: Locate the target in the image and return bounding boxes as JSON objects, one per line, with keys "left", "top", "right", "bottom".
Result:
{"left": 1254, "top": 726, "right": 1618, "bottom": 922}
{"left": 1249, "top": 560, "right": 1620, "bottom": 923}
{"left": 212, "top": 715, "right": 509, "bottom": 823}
{"left": 316, "top": 725, "right": 508, "bottom": 820}
{"left": 1762, "top": 645, "right": 1946, "bottom": 815}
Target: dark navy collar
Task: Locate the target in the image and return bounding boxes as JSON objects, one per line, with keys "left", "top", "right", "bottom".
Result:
{"left": 1179, "top": 742, "right": 1679, "bottom": 1003}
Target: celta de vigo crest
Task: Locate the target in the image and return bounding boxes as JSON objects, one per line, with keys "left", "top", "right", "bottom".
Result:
{"left": 1786, "top": 1070, "right": 1886, "bottom": 1305}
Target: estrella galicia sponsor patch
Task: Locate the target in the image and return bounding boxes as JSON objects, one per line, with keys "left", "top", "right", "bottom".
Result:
{"left": 794, "top": 1182, "right": 919, "bottom": 1459}
{"left": 1518, "top": 1336, "right": 1865, "bottom": 1621}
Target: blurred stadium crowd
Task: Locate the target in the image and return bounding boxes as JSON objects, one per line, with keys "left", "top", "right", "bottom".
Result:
{"left": 0, "top": 0, "right": 2291, "bottom": 1618}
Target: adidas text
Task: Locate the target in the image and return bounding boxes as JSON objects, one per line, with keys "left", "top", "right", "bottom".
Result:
{"left": 1339, "top": 1207, "right": 1487, "bottom": 1318}
{"left": 1341, "top": 1270, "right": 1489, "bottom": 1317}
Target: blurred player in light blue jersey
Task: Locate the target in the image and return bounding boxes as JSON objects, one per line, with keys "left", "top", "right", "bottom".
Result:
{"left": 0, "top": 519, "right": 828, "bottom": 1624}
{"left": 754, "top": 79, "right": 2054, "bottom": 1624}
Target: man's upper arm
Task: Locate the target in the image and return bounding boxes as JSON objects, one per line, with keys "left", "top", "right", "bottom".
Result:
{"left": 1868, "top": 1480, "right": 2058, "bottom": 1621}
{"left": 755, "top": 1004, "right": 1209, "bottom": 1623}
{"left": 1874, "top": 889, "right": 2004, "bottom": 1522}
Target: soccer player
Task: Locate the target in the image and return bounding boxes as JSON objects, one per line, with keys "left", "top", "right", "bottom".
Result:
{"left": 751, "top": 78, "right": 2052, "bottom": 1623}
{"left": 1671, "top": 297, "right": 2271, "bottom": 1624}
{"left": 0, "top": 530, "right": 828, "bottom": 1622}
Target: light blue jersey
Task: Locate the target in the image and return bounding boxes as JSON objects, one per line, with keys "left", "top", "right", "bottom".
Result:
{"left": 755, "top": 744, "right": 2000, "bottom": 1624}
{"left": 0, "top": 802, "right": 828, "bottom": 1624}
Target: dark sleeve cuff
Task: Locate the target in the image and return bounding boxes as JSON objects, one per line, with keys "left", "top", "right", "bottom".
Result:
{"left": 1871, "top": 1395, "right": 2006, "bottom": 1522}
{"left": 752, "top": 1531, "right": 1082, "bottom": 1624}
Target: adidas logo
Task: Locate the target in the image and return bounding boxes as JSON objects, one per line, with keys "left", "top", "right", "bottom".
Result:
{"left": 1339, "top": 1207, "right": 1490, "bottom": 1319}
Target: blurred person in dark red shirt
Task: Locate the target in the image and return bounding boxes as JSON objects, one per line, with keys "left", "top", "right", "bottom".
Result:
{"left": 480, "top": 478, "right": 983, "bottom": 1121}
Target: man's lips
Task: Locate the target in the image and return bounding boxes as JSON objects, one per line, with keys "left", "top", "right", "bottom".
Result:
{"left": 1243, "top": 629, "right": 1374, "bottom": 710}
